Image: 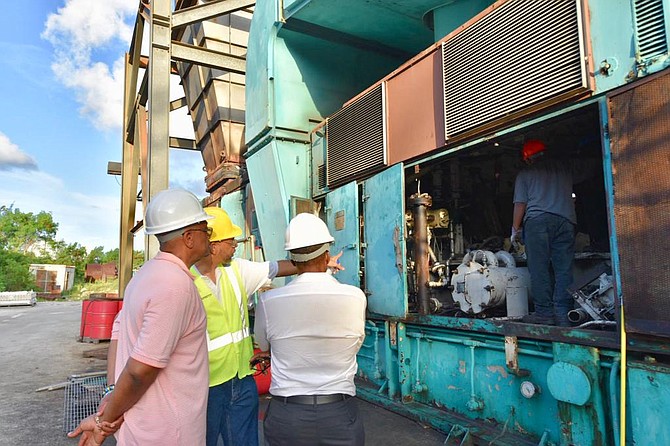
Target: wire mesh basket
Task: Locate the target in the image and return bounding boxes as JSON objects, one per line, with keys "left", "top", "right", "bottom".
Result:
{"left": 62, "top": 372, "right": 106, "bottom": 433}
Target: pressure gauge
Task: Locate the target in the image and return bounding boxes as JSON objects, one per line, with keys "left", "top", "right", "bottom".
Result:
{"left": 520, "top": 381, "right": 539, "bottom": 399}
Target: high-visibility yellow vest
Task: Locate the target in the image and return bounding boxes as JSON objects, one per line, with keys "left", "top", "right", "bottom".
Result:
{"left": 192, "top": 262, "right": 254, "bottom": 386}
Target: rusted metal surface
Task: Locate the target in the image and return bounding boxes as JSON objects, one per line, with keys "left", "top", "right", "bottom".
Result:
{"left": 175, "top": 7, "right": 252, "bottom": 199}
{"left": 204, "top": 162, "right": 241, "bottom": 192}
{"left": 504, "top": 336, "right": 529, "bottom": 377}
{"left": 84, "top": 263, "right": 118, "bottom": 283}
{"left": 384, "top": 313, "right": 621, "bottom": 350}
{"left": 607, "top": 69, "right": 670, "bottom": 337}
{"left": 551, "top": 343, "right": 607, "bottom": 445}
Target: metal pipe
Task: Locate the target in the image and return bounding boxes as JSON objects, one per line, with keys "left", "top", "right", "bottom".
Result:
{"left": 410, "top": 193, "right": 432, "bottom": 315}
{"left": 405, "top": 332, "right": 555, "bottom": 360}
{"left": 538, "top": 430, "right": 550, "bottom": 446}
{"left": 577, "top": 320, "right": 617, "bottom": 329}
{"left": 466, "top": 344, "right": 484, "bottom": 411}
{"left": 413, "top": 337, "right": 427, "bottom": 392}
{"left": 568, "top": 308, "right": 590, "bottom": 323}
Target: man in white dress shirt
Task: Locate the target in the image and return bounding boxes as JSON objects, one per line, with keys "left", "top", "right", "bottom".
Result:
{"left": 254, "top": 213, "right": 367, "bottom": 446}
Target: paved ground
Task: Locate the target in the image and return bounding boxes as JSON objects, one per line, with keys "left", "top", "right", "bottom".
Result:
{"left": 0, "top": 301, "right": 446, "bottom": 445}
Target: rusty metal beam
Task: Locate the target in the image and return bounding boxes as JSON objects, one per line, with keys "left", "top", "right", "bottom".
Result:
{"left": 170, "top": 96, "right": 188, "bottom": 111}
{"left": 172, "top": 0, "right": 255, "bottom": 30}
{"left": 119, "top": 52, "right": 141, "bottom": 299}
{"left": 171, "top": 40, "right": 246, "bottom": 73}
{"left": 169, "top": 136, "right": 197, "bottom": 150}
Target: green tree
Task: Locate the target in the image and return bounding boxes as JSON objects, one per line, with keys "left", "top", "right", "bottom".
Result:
{"left": 86, "top": 246, "right": 106, "bottom": 265}
{"left": 0, "top": 248, "right": 37, "bottom": 292}
{"left": 51, "top": 241, "right": 89, "bottom": 283}
{"left": 0, "top": 205, "right": 58, "bottom": 254}
{"left": 103, "top": 248, "right": 120, "bottom": 264}
{"left": 0, "top": 205, "right": 136, "bottom": 292}
{"left": 132, "top": 250, "right": 144, "bottom": 270}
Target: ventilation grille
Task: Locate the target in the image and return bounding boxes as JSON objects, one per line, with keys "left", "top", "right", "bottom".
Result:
{"left": 317, "top": 164, "right": 326, "bottom": 189}
{"left": 327, "top": 84, "right": 386, "bottom": 188}
{"left": 634, "top": 0, "right": 668, "bottom": 60}
{"left": 443, "top": 0, "right": 588, "bottom": 139}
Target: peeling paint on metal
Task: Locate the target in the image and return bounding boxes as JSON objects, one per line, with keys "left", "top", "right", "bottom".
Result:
{"left": 487, "top": 365, "right": 509, "bottom": 378}
{"left": 514, "top": 421, "right": 529, "bottom": 435}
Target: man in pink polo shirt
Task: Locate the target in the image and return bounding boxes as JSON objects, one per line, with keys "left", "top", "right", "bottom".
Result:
{"left": 68, "top": 189, "right": 212, "bottom": 445}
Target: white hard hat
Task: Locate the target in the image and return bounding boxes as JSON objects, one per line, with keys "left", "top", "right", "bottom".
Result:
{"left": 144, "top": 189, "right": 212, "bottom": 235}
{"left": 284, "top": 213, "right": 334, "bottom": 251}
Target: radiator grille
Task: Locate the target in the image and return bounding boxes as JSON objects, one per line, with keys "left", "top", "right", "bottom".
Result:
{"left": 327, "top": 84, "right": 386, "bottom": 188}
{"left": 317, "top": 164, "right": 326, "bottom": 189}
{"left": 634, "top": 0, "right": 668, "bottom": 60}
{"left": 443, "top": 0, "right": 587, "bottom": 139}
{"left": 608, "top": 70, "right": 670, "bottom": 337}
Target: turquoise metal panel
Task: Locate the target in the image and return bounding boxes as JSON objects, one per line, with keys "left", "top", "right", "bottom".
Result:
{"left": 245, "top": 140, "right": 310, "bottom": 270}
{"left": 282, "top": 0, "right": 308, "bottom": 16}
{"left": 432, "top": 0, "right": 494, "bottom": 41}
{"left": 588, "top": 0, "right": 654, "bottom": 93}
{"left": 383, "top": 321, "right": 399, "bottom": 399}
{"left": 397, "top": 323, "right": 412, "bottom": 401}
{"left": 283, "top": 0, "right": 438, "bottom": 53}
{"left": 628, "top": 361, "right": 670, "bottom": 444}
{"left": 220, "top": 191, "right": 245, "bottom": 237}
{"left": 363, "top": 164, "right": 408, "bottom": 317}
{"left": 245, "top": 0, "right": 275, "bottom": 145}
{"left": 276, "top": 29, "right": 401, "bottom": 125}
{"left": 356, "top": 320, "right": 386, "bottom": 386}
{"left": 325, "top": 181, "right": 360, "bottom": 287}
{"left": 551, "top": 343, "right": 609, "bottom": 446}
{"left": 219, "top": 191, "right": 249, "bottom": 260}
{"left": 246, "top": 0, "right": 407, "bottom": 148}
{"left": 546, "top": 362, "right": 592, "bottom": 406}
{"left": 396, "top": 325, "right": 562, "bottom": 442}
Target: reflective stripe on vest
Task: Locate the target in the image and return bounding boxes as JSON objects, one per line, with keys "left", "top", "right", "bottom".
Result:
{"left": 207, "top": 326, "right": 250, "bottom": 352}
{"left": 206, "top": 264, "right": 249, "bottom": 351}
{"left": 192, "top": 262, "right": 255, "bottom": 386}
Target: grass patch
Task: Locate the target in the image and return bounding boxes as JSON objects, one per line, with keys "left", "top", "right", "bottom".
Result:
{"left": 64, "top": 278, "right": 120, "bottom": 301}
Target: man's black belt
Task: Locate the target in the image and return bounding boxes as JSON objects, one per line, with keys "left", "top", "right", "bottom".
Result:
{"left": 274, "top": 393, "right": 351, "bottom": 405}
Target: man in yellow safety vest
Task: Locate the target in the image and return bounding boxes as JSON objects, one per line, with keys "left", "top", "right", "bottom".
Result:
{"left": 192, "top": 207, "right": 341, "bottom": 446}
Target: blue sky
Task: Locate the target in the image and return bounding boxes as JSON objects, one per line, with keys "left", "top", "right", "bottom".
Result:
{"left": 0, "top": 0, "right": 206, "bottom": 251}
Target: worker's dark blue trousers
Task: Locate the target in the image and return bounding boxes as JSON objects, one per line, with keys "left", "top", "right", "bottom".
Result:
{"left": 206, "top": 375, "right": 259, "bottom": 446}
{"left": 263, "top": 396, "right": 364, "bottom": 446}
{"left": 524, "top": 213, "right": 576, "bottom": 325}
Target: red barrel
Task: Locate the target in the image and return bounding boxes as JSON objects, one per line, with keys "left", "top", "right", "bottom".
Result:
{"left": 252, "top": 348, "right": 271, "bottom": 395}
{"left": 80, "top": 299, "right": 121, "bottom": 341}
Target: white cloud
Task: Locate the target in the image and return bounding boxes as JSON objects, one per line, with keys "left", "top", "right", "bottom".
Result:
{"left": 37, "top": 0, "right": 206, "bottom": 246}
{"left": 0, "top": 132, "right": 38, "bottom": 170}
{"left": 170, "top": 149, "right": 207, "bottom": 197}
{"left": 0, "top": 169, "right": 131, "bottom": 251}
{"left": 42, "top": 0, "right": 135, "bottom": 59}
{"left": 41, "top": 0, "right": 136, "bottom": 131}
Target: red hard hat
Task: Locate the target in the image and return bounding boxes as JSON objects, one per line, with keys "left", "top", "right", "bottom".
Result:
{"left": 522, "top": 139, "right": 546, "bottom": 161}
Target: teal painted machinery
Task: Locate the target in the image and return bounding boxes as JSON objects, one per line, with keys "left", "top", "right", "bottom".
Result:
{"left": 238, "top": 0, "right": 670, "bottom": 444}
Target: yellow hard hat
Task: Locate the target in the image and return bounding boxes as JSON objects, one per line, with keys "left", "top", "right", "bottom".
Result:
{"left": 204, "top": 207, "right": 242, "bottom": 242}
